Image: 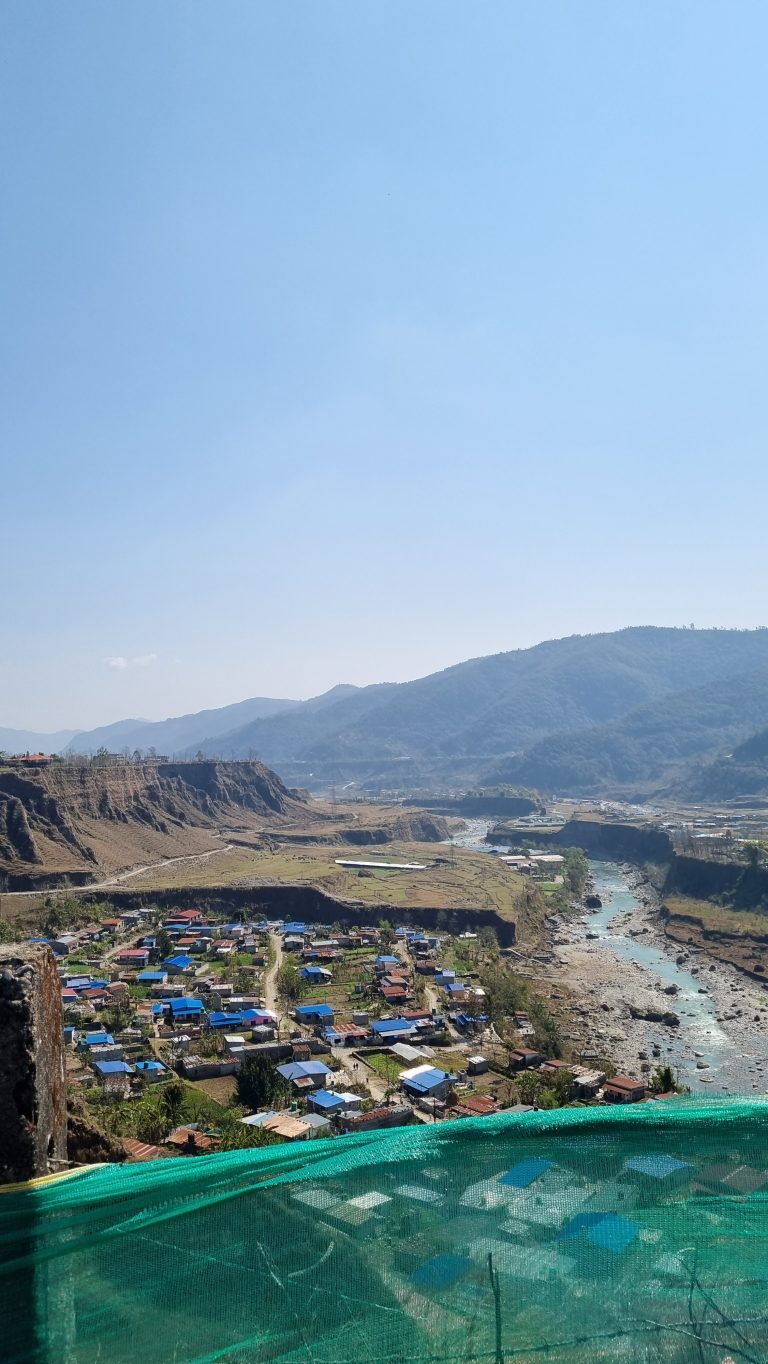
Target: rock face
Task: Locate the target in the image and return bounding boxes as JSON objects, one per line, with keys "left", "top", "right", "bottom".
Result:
{"left": 0, "top": 944, "right": 67, "bottom": 1183}
{"left": 342, "top": 813, "right": 449, "bottom": 845}
{"left": 0, "top": 759, "right": 307, "bottom": 886}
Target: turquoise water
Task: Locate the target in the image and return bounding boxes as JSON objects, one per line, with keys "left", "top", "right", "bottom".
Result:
{"left": 447, "top": 823, "right": 768, "bottom": 1092}
{"left": 587, "top": 861, "right": 733, "bottom": 1088}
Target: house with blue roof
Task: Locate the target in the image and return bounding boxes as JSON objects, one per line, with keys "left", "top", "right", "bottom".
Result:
{"left": 138, "top": 970, "right": 168, "bottom": 985}
{"left": 208, "top": 1010, "right": 245, "bottom": 1029}
{"left": 135, "top": 1060, "right": 168, "bottom": 1082}
{"left": 93, "top": 1059, "right": 135, "bottom": 1090}
{"left": 276, "top": 1060, "right": 331, "bottom": 1092}
{"left": 299, "top": 965, "right": 332, "bottom": 984}
{"left": 400, "top": 1065, "right": 451, "bottom": 1101}
{"left": 294, "top": 1002, "right": 335, "bottom": 1024}
{"left": 374, "top": 955, "right": 400, "bottom": 972}
{"left": 307, "top": 1088, "right": 346, "bottom": 1113}
{"left": 163, "top": 954, "right": 195, "bottom": 974}
{"left": 282, "top": 922, "right": 306, "bottom": 936}
{"left": 81, "top": 1031, "right": 114, "bottom": 1049}
{"left": 168, "top": 997, "right": 205, "bottom": 1020}
{"left": 370, "top": 1017, "right": 416, "bottom": 1039}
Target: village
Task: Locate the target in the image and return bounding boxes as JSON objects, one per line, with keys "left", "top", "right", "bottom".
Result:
{"left": 46, "top": 894, "right": 672, "bottom": 1162}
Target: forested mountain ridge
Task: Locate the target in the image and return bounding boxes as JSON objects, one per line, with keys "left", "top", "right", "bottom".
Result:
{"left": 9, "top": 629, "right": 768, "bottom": 797}
{"left": 488, "top": 664, "right": 768, "bottom": 797}
{"left": 194, "top": 627, "right": 768, "bottom": 790}
{"left": 674, "top": 725, "right": 768, "bottom": 802}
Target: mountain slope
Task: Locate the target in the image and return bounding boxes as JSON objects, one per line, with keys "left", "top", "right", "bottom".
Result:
{"left": 674, "top": 726, "right": 768, "bottom": 802}
{"left": 0, "top": 759, "right": 308, "bottom": 885}
{"left": 65, "top": 696, "right": 297, "bottom": 757}
{"left": 488, "top": 664, "right": 768, "bottom": 796}
{"left": 197, "top": 628, "right": 768, "bottom": 789}
{"left": 0, "top": 727, "right": 81, "bottom": 755}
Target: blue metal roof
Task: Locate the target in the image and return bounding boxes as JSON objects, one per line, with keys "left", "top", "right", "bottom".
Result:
{"left": 164, "top": 954, "right": 194, "bottom": 969}
{"left": 84, "top": 1032, "right": 114, "bottom": 1046}
{"left": 93, "top": 1060, "right": 134, "bottom": 1075}
{"left": 135, "top": 1060, "right": 165, "bottom": 1072}
{"left": 276, "top": 1061, "right": 331, "bottom": 1081}
{"left": 501, "top": 1159, "right": 553, "bottom": 1189}
{"left": 295, "top": 1002, "right": 334, "bottom": 1018}
{"left": 402, "top": 1067, "right": 448, "bottom": 1094}
{"left": 370, "top": 1017, "right": 413, "bottom": 1034}
{"left": 308, "top": 1089, "right": 345, "bottom": 1110}
{"left": 282, "top": 922, "right": 306, "bottom": 935}
{"left": 138, "top": 971, "right": 167, "bottom": 982}
{"left": 168, "top": 997, "right": 205, "bottom": 1014}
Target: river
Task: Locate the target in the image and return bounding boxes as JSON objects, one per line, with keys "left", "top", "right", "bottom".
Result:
{"left": 585, "top": 861, "right": 768, "bottom": 1093}
{"left": 449, "top": 821, "right": 768, "bottom": 1093}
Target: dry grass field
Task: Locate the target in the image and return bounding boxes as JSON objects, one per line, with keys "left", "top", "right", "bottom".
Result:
{"left": 123, "top": 840, "right": 525, "bottom": 920}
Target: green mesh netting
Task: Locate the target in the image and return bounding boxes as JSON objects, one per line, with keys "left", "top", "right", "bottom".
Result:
{"left": 4, "top": 1099, "right": 768, "bottom": 1363}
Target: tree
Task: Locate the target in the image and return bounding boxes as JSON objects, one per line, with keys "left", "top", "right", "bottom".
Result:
{"left": 0, "top": 919, "right": 17, "bottom": 944}
{"left": 649, "top": 1064, "right": 676, "bottom": 1094}
{"left": 276, "top": 962, "right": 305, "bottom": 1004}
{"left": 562, "top": 848, "right": 589, "bottom": 899}
{"left": 516, "top": 1069, "right": 540, "bottom": 1106}
{"left": 235, "top": 1054, "right": 290, "bottom": 1112}
{"left": 378, "top": 919, "right": 396, "bottom": 950}
{"left": 132, "top": 1102, "right": 171, "bottom": 1145}
{"left": 155, "top": 928, "right": 173, "bottom": 961}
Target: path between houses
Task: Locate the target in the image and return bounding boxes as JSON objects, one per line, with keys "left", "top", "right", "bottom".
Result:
{"left": 262, "top": 930, "right": 282, "bottom": 1014}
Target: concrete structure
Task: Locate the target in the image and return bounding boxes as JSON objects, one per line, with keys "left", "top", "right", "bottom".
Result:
{"left": 0, "top": 944, "right": 68, "bottom": 1183}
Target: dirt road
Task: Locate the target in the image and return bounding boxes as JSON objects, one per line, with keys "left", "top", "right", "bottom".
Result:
{"left": 0, "top": 844, "right": 234, "bottom": 902}
{"left": 262, "top": 930, "right": 282, "bottom": 1014}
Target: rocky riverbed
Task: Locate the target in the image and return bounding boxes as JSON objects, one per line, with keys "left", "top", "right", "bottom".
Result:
{"left": 550, "top": 861, "right": 768, "bottom": 1094}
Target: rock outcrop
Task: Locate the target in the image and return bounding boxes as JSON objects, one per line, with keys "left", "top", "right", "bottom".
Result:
{"left": 0, "top": 759, "right": 307, "bottom": 885}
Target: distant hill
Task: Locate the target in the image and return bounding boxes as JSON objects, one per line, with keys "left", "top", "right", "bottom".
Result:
{"left": 11, "top": 628, "right": 768, "bottom": 798}
{"left": 0, "top": 726, "right": 81, "bottom": 755}
{"left": 193, "top": 627, "right": 768, "bottom": 791}
{"left": 673, "top": 725, "right": 768, "bottom": 802}
{"left": 64, "top": 696, "right": 298, "bottom": 757}
{"left": 487, "top": 664, "right": 768, "bottom": 797}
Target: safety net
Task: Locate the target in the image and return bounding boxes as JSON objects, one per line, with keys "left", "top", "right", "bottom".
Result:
{"left": 4, "top": 1098, "right": 768, "bottom": 1363}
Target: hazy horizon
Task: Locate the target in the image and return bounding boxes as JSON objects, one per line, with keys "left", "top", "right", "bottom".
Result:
{"left": 4, "top": 3, "right": 768, "bottom": 728}
{"left": 7, "top": 623, "right": 768, "bottom": 735}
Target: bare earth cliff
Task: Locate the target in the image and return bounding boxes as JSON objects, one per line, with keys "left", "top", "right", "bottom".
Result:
{"left": 0, "top": 760, "right": 307, "bottom": 887}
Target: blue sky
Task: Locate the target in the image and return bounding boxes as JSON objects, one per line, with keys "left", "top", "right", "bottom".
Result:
{"left": 3, "top": 2, "right": 768, "bottom": 729}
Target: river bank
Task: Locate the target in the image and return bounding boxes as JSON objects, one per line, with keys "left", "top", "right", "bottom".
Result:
{"left": 446, "top": 821, "right": 768, "bottom": 1093}
{"left": 552, "top": 861, "right": 768, "bottom": 1094}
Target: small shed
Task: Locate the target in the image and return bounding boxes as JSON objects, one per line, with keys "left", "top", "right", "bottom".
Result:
{"left": 467, "top": 1055, "right": 488, "bottom": 1076}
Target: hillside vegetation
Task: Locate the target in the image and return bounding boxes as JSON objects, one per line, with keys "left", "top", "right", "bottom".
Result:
{"left": 488, "top": 662, "right": 768, "bottom": 798}
{"left": 195, "top": 628, "right": 768, "bottom": 790}
{"left": 675, "top": 726, "right": 768, "bottom": 802}
{"left": 9, "top": 628, "right": 768, "bottom": 799}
